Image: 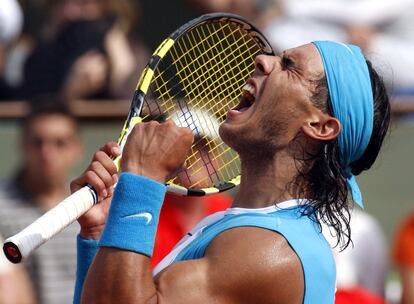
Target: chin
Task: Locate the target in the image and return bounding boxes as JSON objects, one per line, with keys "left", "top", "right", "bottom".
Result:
{"left": 219, "top": 123, "right": 236, "bottom": 148}
{"left": 219, "top": 123, "right": 250, "bottom": 154}
{"left": 220, "top": 122, "right": 276, "bottom": 160}
{"left": 41, "top": 168, "right": 64, "bottom": 182}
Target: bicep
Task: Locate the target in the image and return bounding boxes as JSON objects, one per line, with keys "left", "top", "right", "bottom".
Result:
{"left": 155, "top": 252, "right": 251, "bottom": 304}
{"left": 154, "top": 227, "right": 304, "bottom": 304}
{"left": 155, "top": 258, "right": 223, "bottom": 304}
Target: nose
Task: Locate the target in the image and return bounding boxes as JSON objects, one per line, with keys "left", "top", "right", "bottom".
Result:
{"left": 254, "top": 55, "right": 275, "bottom": 75}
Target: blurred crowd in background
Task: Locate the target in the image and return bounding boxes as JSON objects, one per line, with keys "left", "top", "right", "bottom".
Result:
{"left": 0, "top": 0, "right": 414, "bottom": 303}
{"left": 1, "top": 0, "right": 414, "bottom": 103}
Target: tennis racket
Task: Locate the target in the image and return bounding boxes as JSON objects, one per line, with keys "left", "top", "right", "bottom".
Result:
{"left": 3, "top": 12, "right": 274, "bottom": 263}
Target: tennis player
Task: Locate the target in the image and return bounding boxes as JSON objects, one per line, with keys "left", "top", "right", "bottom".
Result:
{"left": 72, "top": 41, "right": 390, "bottom": 303}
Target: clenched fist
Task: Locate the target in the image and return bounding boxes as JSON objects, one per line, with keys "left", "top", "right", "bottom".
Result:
{"left": 121, "top": 120, "right": 194, "bottom": 182}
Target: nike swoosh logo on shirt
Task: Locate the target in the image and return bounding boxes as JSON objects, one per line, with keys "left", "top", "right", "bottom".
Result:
{"left": 122, "top": 212, "right": 153, "bottom": 225}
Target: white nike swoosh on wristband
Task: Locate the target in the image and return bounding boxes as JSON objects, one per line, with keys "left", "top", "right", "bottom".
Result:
{"left": 122, "top": 212, "right": 153, "bottom": 225}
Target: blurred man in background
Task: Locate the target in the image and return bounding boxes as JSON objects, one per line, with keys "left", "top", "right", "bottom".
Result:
{"left": 0, "top": 100, "right": 83, "bottom": 304}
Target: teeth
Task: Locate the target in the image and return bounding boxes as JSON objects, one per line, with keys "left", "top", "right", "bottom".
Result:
{"left": 242, "top": 83, "right": 255, "bottom": 97}
{"left": 242, "top": 83, "right": 256, "bottom": 105}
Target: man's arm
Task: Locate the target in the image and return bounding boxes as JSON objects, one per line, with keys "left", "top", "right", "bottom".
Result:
{"left": 82, "top": 226, "right": 304, "bottom": 304}
{"left": 74, "top": 121, "right": 304, "bottom": 303}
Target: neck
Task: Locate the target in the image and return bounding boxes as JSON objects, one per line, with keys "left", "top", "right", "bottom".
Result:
{"left": 21, "top": 171, "right": 68, "bottom": 210}
{"left": 233, "top": 150, "right": 304, "bottom": 209}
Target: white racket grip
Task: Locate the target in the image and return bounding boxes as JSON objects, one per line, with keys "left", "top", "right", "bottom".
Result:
{"left": 3, "top": 185, "right": 97, "bottom": 264}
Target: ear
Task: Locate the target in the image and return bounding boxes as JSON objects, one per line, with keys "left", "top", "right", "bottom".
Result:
{"left": 302, "top": 112, "right": 341, "bottom": 142}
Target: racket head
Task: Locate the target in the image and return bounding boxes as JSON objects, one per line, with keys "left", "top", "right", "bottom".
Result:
{"left": 118, "top": 13, "right": 274, "bottom": 196}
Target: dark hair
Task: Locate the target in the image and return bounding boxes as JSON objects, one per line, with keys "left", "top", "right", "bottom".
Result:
{"left": 297, "top": 59, "right": 391, "bottom": 249}
{"left": 22, "top": 96, "right": 78, "bottom": 133}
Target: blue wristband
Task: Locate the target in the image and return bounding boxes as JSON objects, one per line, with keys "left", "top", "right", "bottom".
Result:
{"left": 73, "top": 235, "right": 99, "bottom": 304}
{"left": 99, "top": 172, "right": 166, "bottom": 257}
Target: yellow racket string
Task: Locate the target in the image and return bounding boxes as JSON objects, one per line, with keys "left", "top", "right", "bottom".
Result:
{"left": 153, "top": 25, "right": 254, "bottom": 101}
{"left": 171, "top": 40, "right": 246, "bottom": 183}
{"left": 152, "top": 22, "right": 241, "bottom": 86}
{"left": 143, "top": 20, "right": 263, "bottom": 189}
{"left": 173, "top": 24, "right": 254, "bottom": 183}
{"left": 153, "top": 26, "right": 253, "bottom": 186}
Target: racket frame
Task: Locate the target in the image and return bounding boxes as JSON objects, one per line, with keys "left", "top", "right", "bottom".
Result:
{"left": 123, "top": 12, "right": 274, "bottom": 196}
{"left": 3, "top": 12, "right": 274, "bottom": 263}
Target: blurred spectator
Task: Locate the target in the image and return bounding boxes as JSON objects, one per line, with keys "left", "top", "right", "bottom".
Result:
{"left": 264, "top": 0, "right": 414, "bottom": 93}
{"left": 21, "top": 0, "right": 149, "bottom": 101}
{"left": 185, "top": 0, "right": 281, "bottom": 29}
{"left": 0, "top": 100, "right": 83, "bottom": 304}
{"left": 0, "top": 233, "right": 37, "bottom": 304}
{"left": 336, "top": 287, "right": 387, "bottom": 304}
{"left": 0, "top": 0, "right": 23, "bottom": 99}
{"left": 393, "top": 212, "right": 414, "bottom": 304}
{"left": 42, "top": 0, "right": 138, "bottom": 37}
{"left": 0, "top": 0, "right": 23, "bottom": 45}
{"left": 323, "top": 208, "right": 388, "bottom": 301}
{"left": 337, "top": 209, "right": 388, "bottom": 296}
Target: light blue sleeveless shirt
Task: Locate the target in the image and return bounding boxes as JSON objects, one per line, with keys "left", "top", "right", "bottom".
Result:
{"left": 154, "top": 200, "right": 336, "bottom": 303}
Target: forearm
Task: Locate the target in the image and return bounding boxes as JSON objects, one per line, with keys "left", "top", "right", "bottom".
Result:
{"left": 81, "top": 173, "right": 166, "bottom": 303}
{"left": 74, "top": 236, "right": 99, "bottom": 304}
{"left": 82, "top": 248, "right": 156, "bottom": 303}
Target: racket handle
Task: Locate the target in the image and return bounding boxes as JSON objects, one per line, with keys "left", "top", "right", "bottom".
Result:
{"left": 3, "top": 185, "right": 98, "bottom": 264}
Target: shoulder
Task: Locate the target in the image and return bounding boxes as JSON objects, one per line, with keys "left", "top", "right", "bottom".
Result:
{"left": 0, "top": 179, "right": 10, "bottom": 195}
{"left": 0, "top": 181, "right": 18, "bottom": 209}
{"left": 154, "top": 226, "right": 304, "bottom": 304}
{"left": 205, "top": 226, "right": 304, "bottom": 304}
{"left": 0, "top": 181, "right": 27, "bottom": 210}
{"left": 0, "top": 181, "right": 39, "bottom": 234}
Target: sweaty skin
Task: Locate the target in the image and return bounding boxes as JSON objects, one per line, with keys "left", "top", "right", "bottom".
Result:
{"left": 73, "top": 43, "right": 341, "bottom": 303}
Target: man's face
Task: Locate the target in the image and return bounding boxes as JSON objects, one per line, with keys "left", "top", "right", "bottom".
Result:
{"left": 22, "top": 114, "right": 81, "bottom": 183}
{"left": 219, "top": 43, "right": 325, "bottom": 157}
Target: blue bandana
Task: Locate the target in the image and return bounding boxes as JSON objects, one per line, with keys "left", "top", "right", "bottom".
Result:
{"left": 312, "top": 41, "right": 374, "bottom": 208}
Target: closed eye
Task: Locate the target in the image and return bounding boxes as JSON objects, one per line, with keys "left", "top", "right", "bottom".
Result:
{"left": 281, "top": 56, "right": 295, "bottom": 70}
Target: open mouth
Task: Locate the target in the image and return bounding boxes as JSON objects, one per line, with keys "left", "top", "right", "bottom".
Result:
{"left": 234, "top": 83, "right": 256, "bottom": 112}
